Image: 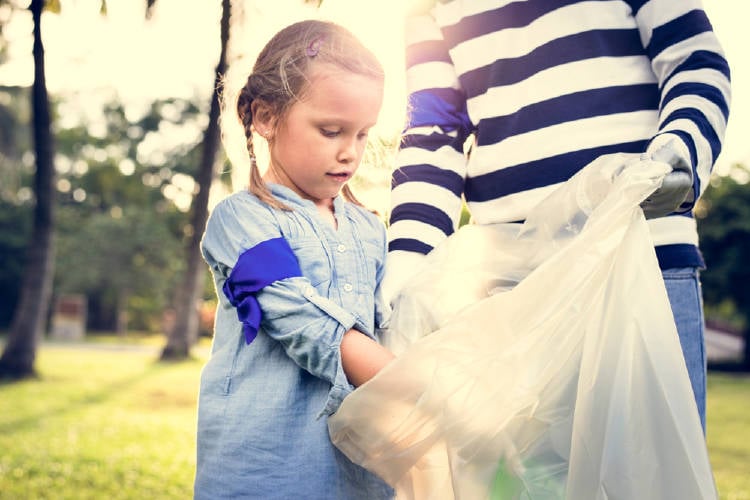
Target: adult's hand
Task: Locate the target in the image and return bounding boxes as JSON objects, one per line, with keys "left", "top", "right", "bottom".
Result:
{"left": 640, "top": 135, "right": 694, "bottom": 219}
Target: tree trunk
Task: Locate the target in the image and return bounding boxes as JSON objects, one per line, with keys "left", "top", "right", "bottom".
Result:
{"left": 116, "top": 290, "right": 130, "bottom": 337}
{"left": 0, "top": 0, "right": 56, "bottom": 379}
{"left": 160, "top": 0, "right": 230, "bottom": 360}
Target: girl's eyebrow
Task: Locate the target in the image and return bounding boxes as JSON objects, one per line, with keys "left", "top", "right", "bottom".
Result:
{"left": 315, "top": 117, "right": 378, "bottom": 129}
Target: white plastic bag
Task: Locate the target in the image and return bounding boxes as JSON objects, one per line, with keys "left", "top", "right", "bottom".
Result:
{"left": 328, "top": 154, "right": 717, "bottom": 499}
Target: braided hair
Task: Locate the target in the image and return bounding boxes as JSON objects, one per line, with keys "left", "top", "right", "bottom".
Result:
{"left": 234, "top": 20, "right": 384, "bottom": 210}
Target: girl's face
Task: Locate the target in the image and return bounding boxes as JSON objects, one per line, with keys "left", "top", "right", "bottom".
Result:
{"left": 258, "top": 64, "right": 383, "bottom": 212}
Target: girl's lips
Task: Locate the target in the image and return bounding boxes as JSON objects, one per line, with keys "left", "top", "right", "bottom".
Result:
{"left": 327, "top": 172, "right": 351, "bottom": 182}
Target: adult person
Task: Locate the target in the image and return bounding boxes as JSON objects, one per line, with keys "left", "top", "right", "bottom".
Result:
{"left": 386, "top": 0, "right": 731, "bottom": 430}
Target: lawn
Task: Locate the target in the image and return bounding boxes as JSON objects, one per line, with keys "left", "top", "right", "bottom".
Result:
{"left": 707, "top": 372, "right": 750, "bottom": 500}
{"left": 0, "top": 341, "right": 206, "bottom": 500}
{"left": 0, "top": 340, "right": 748, "bottom": 499}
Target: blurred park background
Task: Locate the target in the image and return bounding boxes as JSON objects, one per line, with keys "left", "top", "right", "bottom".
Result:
{"left": 0, "top": 0, "right": 748, "bottom": 498}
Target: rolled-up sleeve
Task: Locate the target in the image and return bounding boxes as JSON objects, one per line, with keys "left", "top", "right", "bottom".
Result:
{"left": 201, "top": 194, "right": 367, "bottom": 415}
{"left": 257, "top": 277, "right": 359, "bottom": 415}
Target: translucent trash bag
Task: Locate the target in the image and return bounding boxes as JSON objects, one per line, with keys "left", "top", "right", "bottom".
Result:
{"left": 328, "top": 154, "right": 717, "bottom": 499}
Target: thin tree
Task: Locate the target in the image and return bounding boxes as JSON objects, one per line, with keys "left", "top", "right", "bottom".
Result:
{"left": 0, "top": 0, "right": 55, "bottom": 379}
{"left": 161, "top": 0, "right": 231, "bottom": 360}
{"left": 0, "top": 0, "right": 159, "bottom": 378}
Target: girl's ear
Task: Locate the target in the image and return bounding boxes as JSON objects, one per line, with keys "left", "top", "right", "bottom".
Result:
{"left": 251, "top": 99, "right": 276, "bottom": 140}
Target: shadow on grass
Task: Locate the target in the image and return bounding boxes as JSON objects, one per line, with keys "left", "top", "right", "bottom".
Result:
{"left": 0, "top": 352, "right": 198, "bottom": 434}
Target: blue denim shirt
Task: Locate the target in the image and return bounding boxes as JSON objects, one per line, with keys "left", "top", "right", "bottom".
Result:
{"left": 194, "top": 184, "right": 393, "bottom": 499}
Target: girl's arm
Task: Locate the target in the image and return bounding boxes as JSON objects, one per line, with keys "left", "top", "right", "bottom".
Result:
{"left": 340, "top": 329, "right": 395, "bottom": 387}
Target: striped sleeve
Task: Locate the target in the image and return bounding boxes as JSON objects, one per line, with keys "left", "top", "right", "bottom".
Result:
{"left": 388, "top": 13, "right": 471, "bottom": 257}
{"left": 632, "top": 0, "right": 731, "bottom": 205}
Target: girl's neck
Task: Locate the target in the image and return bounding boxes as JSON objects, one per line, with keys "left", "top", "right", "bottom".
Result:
{"left": 263, "top": 168, "right": 338, "bottom": 229}
{"left": 317, "top": 200, "right": 337, "bottom": 229}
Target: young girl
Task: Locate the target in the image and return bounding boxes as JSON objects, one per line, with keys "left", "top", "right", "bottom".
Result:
{"left": 194, "top": 20, "right": 394, "bottom": 500}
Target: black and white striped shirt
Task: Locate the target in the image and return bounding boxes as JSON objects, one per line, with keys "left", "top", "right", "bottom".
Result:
{"left": 388, "top": 0, "right": 731, "bottom": 276}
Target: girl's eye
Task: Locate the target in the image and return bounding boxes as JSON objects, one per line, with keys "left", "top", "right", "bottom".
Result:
{"left": 321, "top": 129, "right": 340, "bottom": 138}
{"left": 357, "top": 131, "right": 370, "bottom": 140}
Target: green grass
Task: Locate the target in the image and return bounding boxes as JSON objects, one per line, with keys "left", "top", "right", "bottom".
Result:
{"left": 0, "top": 341, "right": 748, "bottom": 499}
{"left": 708, "top": 373, "right": 750, "bottom": 500}
{"left": 0, "top": 343, "right": 207, "bottom": 500}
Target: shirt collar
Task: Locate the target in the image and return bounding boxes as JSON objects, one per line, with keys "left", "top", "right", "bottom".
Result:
{"left": 268, "top": 183, "right": 345, "bottom": 216}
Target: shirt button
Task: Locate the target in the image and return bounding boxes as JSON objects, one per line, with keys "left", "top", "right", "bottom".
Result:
{"left": 343, "top": 283, "right": 353, "bottom": 292}
{"left": 337, "top": 244, "right": 346, "bottom": 252}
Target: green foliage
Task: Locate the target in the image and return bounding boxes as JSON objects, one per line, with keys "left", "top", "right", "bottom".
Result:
{"left": 0, "top": 94, "right": 209, "bottom": 333}
{"left": 697, "top": 167, "right": 750, "bottom": 331}
{"left": 0, "top": 86, "right": 32, "bottom": 201}
{"left": 0, "top": 92, "right": 212, "bottom": 330}
{"left": 0, "top": 201, "right": 32, "bottom": 327}
{"left": 54, "top": 99, "right": 205, "bottom": 213}
{"left": 47, "top": 98, "right": 206, "bottom": 331}
{"left": 56, "top": 204, "right": 184, "bottom": 331}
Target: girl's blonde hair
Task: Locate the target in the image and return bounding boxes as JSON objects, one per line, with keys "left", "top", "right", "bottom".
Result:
{"left": 236, "top": 19, "right": 384, "bottom": 210}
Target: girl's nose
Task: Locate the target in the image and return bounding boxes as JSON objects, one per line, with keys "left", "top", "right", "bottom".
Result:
{"left": 338, "top": 137, "right": 358, "bottom": 163}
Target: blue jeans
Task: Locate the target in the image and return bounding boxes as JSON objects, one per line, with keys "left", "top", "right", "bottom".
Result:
{"left": 662, "top": 267, "right": 706, "bottom": 431}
